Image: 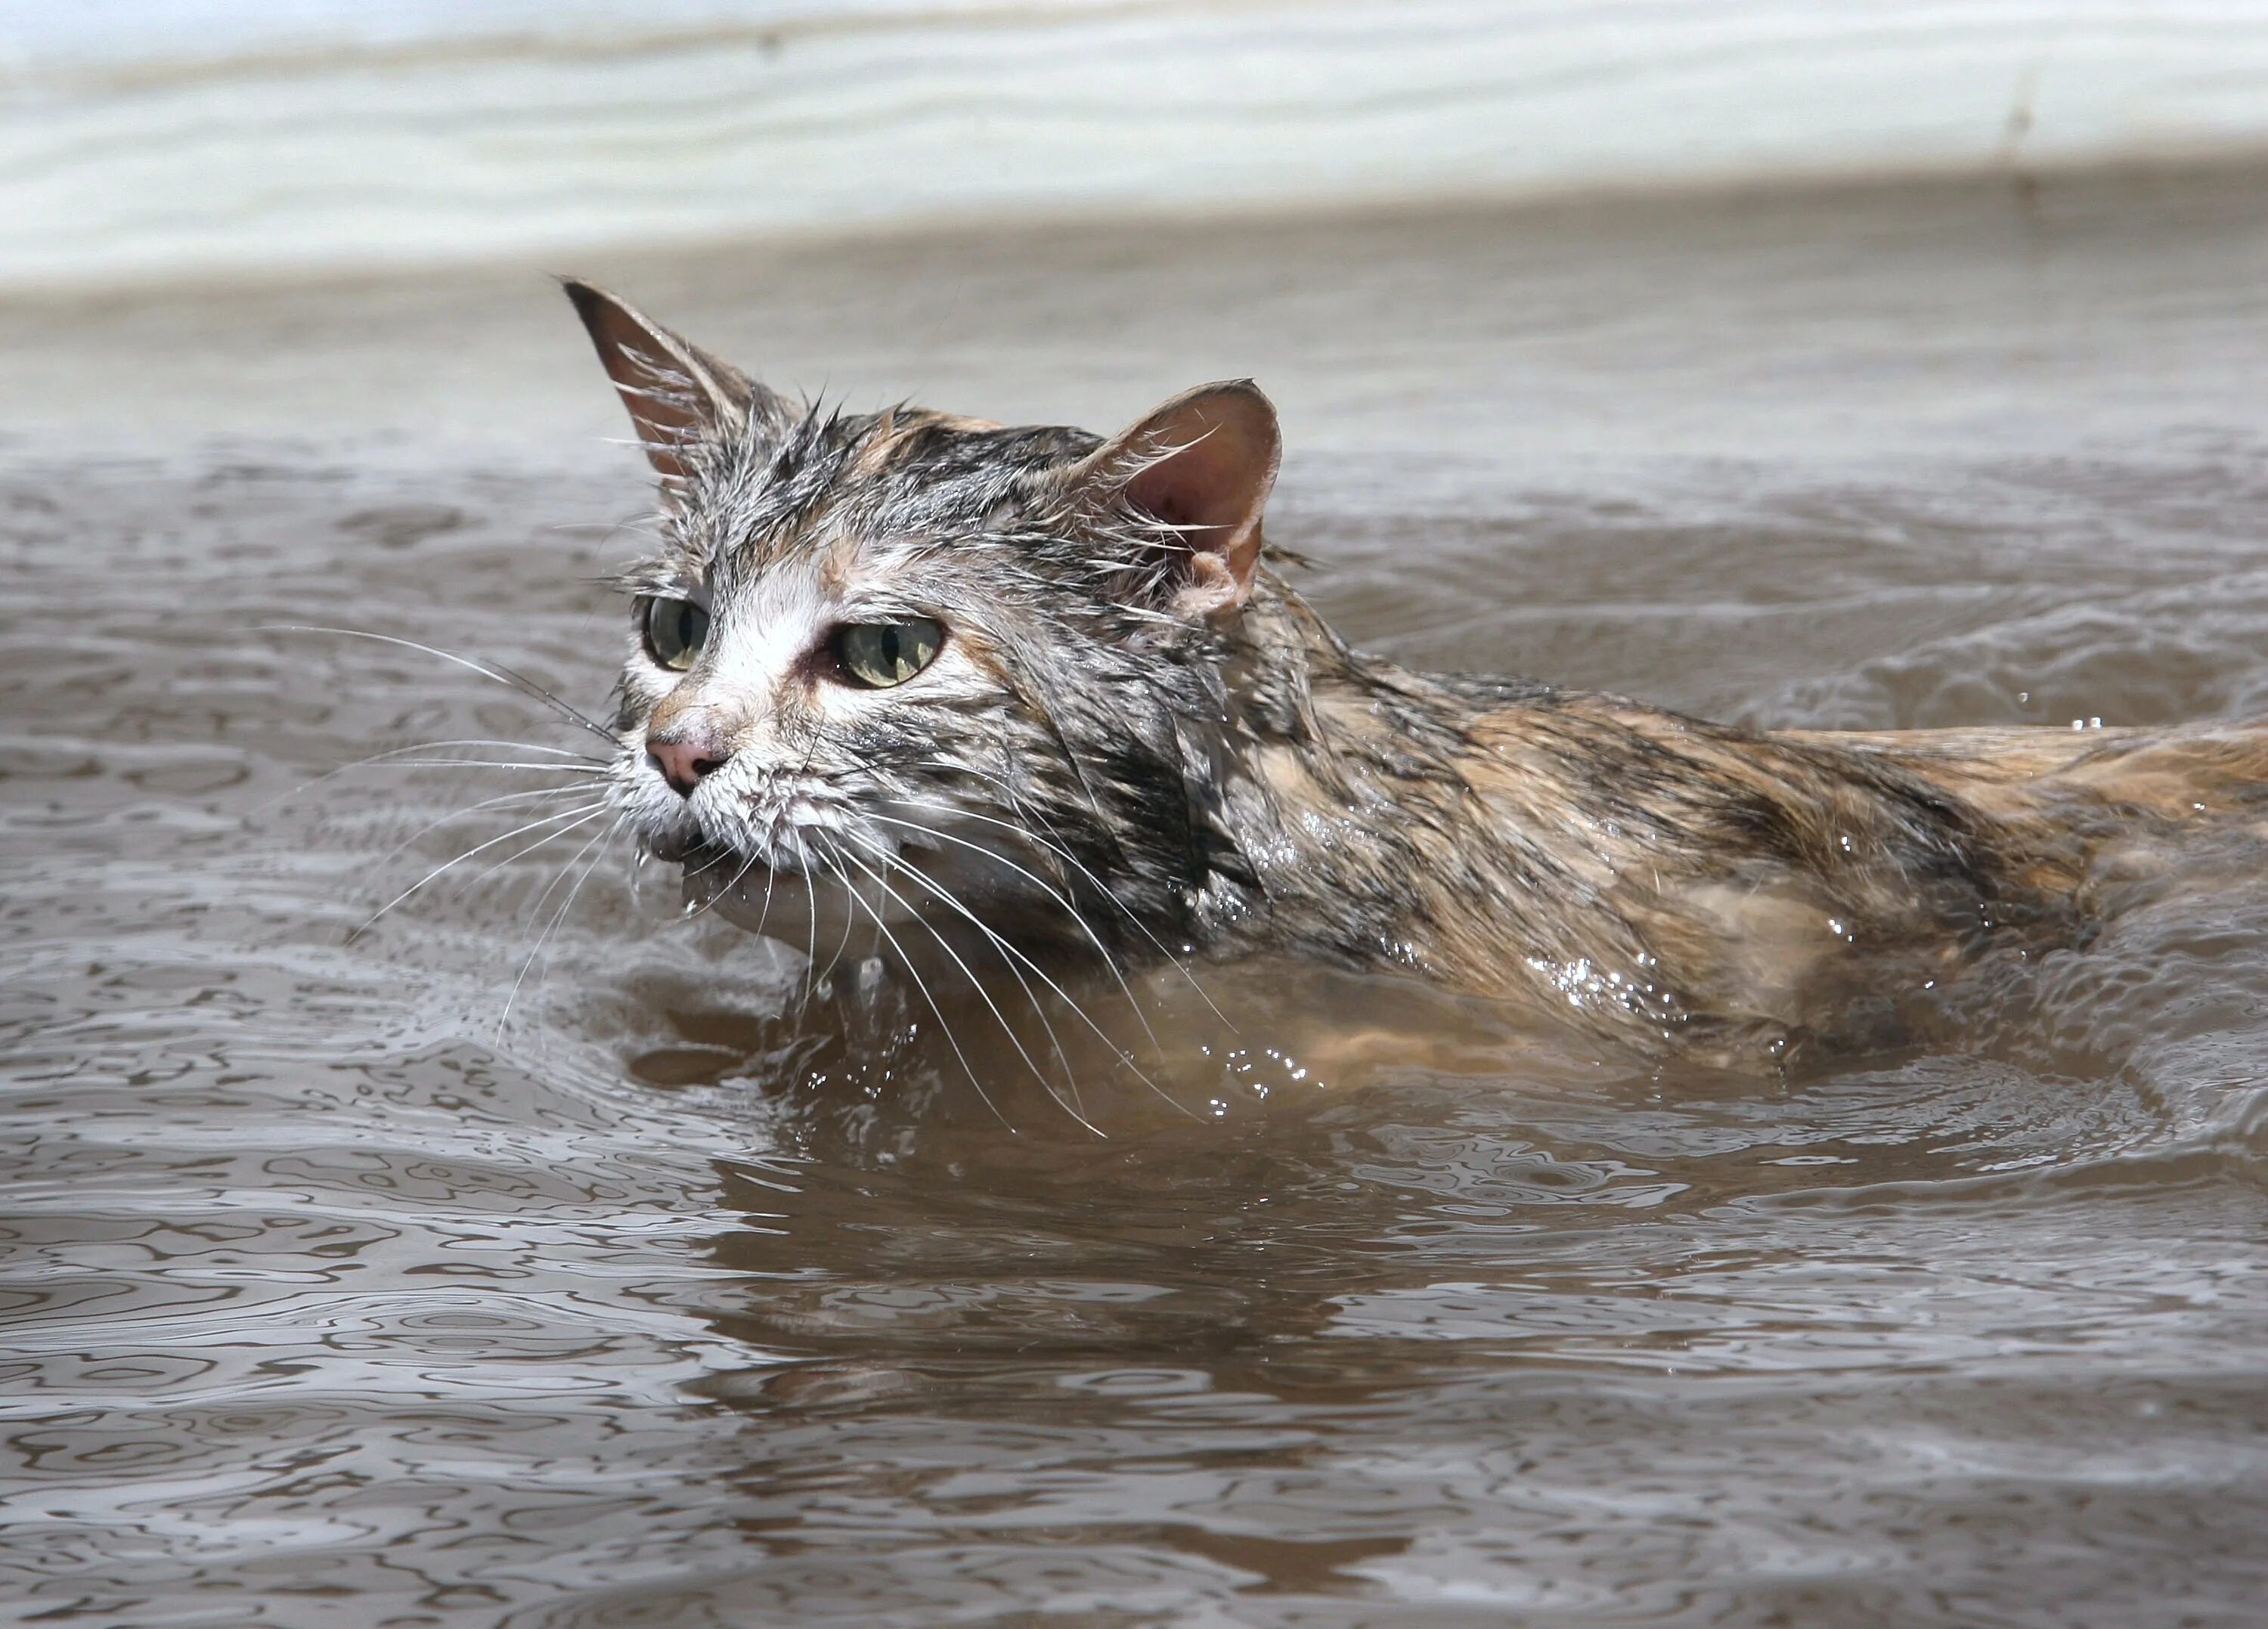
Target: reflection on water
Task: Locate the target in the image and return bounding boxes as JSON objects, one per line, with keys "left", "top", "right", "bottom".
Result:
{"left": 7, "top": 431, "right": 2267, "bottom": 1626}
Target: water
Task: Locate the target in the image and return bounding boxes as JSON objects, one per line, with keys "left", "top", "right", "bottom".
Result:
{"left": 7, "top": 170, "right": 2268, "bottom": 1624}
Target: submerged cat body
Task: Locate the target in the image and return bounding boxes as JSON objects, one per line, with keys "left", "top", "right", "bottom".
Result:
{"left": 565, "top": 280, "right": 2268, "bottom": 1061}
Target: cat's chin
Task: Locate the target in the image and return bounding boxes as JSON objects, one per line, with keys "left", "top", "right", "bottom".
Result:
{"left": 671, "top": 844, "right": 777, "bottom": 927}
{"left": 668, "top": 837, "right": 1068, "bottom": 970}
{"left": 672, "top": 841, "right": 893, "bottom": 950}
{"left": 643, "top": 829, "right": 706, "bottom": 866}
{"left": 696, "top": 872, "right": 785, "bottom": 939}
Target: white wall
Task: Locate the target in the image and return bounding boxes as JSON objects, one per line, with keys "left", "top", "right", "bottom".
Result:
{"left": 3, "top": 0, "right": 2265, "bottom": 291}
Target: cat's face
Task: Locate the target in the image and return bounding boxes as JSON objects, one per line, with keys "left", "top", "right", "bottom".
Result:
{"left": 565, "top": 280, "right": 1281, "bottom": 963}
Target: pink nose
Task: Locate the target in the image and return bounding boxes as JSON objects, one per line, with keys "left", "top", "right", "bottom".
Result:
{"left": 647, "top": 724, "right": 732, "bottom": 797}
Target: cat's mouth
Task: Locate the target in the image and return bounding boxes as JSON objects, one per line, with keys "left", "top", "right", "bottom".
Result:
{"left": 646, "top": 825, "right": 839, "bottom": 883}
{"left": 644, "top": 829, "right": 708, "bottom": 866}
{"left": 648, "top": 804, "right": 1092, "bottom": 965}
{"left": 660, "top": 826, "right": 1060, "bottom": 961}
{"left": 666, "top": 838, "right": 798, "bottom": 902}
{"left": 669, "top": 835, "right": 919, "bottom": 949}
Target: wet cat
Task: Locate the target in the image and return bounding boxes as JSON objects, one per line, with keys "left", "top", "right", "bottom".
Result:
{"left": 564, "top": 278, "right": 2268, "bottom": 1065}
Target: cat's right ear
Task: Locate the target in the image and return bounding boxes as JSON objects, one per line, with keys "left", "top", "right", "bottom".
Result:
{"left": 1067, "top": 380, "right": 1282, "bottom": 619}
{"left": 560, "top": 278, "right": 784, "bottom": 482}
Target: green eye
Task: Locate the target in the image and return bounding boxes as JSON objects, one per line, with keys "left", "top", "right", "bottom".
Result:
{"left": 643, "top": 597, "right": 708, "bottom": 672}
{"left": 832, "top": 618, "right": 943, "bottom": 689}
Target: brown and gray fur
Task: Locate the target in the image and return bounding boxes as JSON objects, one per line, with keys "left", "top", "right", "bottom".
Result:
{"left": 565, "top": 280, "right": 2268, "bottom": 1064}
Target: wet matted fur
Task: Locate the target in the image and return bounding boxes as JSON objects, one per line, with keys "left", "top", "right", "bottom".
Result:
{"left": 563, "top": 278, "right": 2268, "bottom": 1065}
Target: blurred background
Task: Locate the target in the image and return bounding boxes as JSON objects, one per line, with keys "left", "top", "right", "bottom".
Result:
{"left": 7, "top": 1, "right": 2268, "bottom": 290}
{"left": 4, "top": 0, "right": 2268, "bottom": 451}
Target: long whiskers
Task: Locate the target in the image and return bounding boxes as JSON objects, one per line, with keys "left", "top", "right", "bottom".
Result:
{"left": 811, "top": 850, "right": 861, "bottom": 996}
{"left": 349, "top": 801, "right": 609, "bottom": 941}
{"left": 818, "top": 835, "right": 1013, "bottom": 1133}
{"left": 904, "top": 777, "right": 1232, "bottom": 1030}
{"left": 854, "top": 835, "right": 1083, "bottom": 1113}
{"left": 350, "top": 759, "right": 606, "bottom": 774}
{"left": 866, "top": 809, "right": 1173, "bottom": 1059}
{"left": 253, "top": 738, "right": 608, "bottom": 819}
{"left": 832, "top": 836, "right": 1102, "bottom": 1135}
{"left": 273, "top": 628, "right": 647, "bottom": 1036}
{"left": 258, "top": 625, "right": 620, "bottom": 747}
{"left": 681, "top": 845, "right": 767, "bottom": 930}
{"left": 370, "top": 783, "right": 601, "bottom": 875}
{"left": 442, "top": 799, "right": 620, "bottom": 904}
{"left": 847, "top": 831, "right": 1194, "bottom": 1123}
{"left": 498, "top": 815, "right": 625, "bottom": 1034}
{"left": 798, "top": 856, "right": 822, "bottom": 1011}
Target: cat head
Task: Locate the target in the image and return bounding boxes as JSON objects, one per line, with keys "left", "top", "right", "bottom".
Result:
{"left": 565, "top": 279, "right": 1284, "bottom": 961}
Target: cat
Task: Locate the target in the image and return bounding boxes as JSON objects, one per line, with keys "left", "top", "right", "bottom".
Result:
{"left": 562, "top": 277, "right": 2268, "bottom": 1066}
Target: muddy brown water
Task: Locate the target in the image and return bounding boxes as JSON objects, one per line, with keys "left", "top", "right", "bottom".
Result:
{"left": 7, "top": 170, "right": 2268, "bottom": 1626}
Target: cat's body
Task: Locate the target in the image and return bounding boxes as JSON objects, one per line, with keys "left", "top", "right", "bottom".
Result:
{"left": 563, "top": 280, "right": 2268, "bottom": 1063}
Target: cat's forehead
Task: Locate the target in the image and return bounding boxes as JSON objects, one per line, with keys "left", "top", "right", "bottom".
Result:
{"left": 685, "top": 407, "right": 1100, "bottom": 575}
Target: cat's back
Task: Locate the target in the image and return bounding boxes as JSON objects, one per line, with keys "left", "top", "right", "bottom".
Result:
{"left": 1773, "top": 718, "right": 2268, "bottom": 828}
{"left": 1427, "top": 684, "right": 2268, "bottom": 1043}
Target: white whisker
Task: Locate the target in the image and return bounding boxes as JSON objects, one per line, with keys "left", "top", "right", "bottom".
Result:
{"left": 350, "top": 801, "right": 607, "bottom": 940}
{"left": 351, "top": 760, "right": 607, "bottom": 774}
{"left": 833, "top": 837, "right": 1100, "bottom": 1135}
{"left": 812, "top": 853, "right": 860, "bottom": 995}
{"left": 444, "top": 803, "right": 622, "bottom": 904}
{"left": 372, "top": 784, "right": 596, "bottom": 872}
{"left": 680, "top": 844, "right": 761, "bottom": 924}
{"left": 825, "top": 838, "right": 1013, "bottom": 1132}
{"left": 798, "top": 856, "right": 821, "bottom": 1009}
{"left": 733, "top": 844, "right": 785, "bottom": 940}
{"left": 903, "top": 780, "right": 1232, "bottom": 1030}
{"left": 847, "top": 835, "right": 1093, "bottom": 1126}
{"left": 253, "top": 738, "right": 607, "bottom": 817}
{"left": 850, "top": 825, "right": 1192, "bottom": 1122}
{"left": 498, "top": 816, "right": 623, "bottom": 1033}
{"left": 258, "top": 625, "right": 618, "bottom": 745}
{"left": 868, "top": 808, "right": 1175, "bottom": 1057}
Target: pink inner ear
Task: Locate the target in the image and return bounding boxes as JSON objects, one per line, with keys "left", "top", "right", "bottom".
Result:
{"left": 1119, "top": 391, "right": 1279, "bottom": 600}
{"left": 1128, "top": 433, "right": 1247, "bottom": 533}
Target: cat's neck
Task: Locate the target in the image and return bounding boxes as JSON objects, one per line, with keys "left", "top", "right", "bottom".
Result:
{"left": 1193, "top": 581, "right": 1553, "bottom": 977}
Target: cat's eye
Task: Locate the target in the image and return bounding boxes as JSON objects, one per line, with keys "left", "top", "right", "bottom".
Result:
{"left": 832, "top": 618, "right": 943, "bottom": 689}
{"left": 643, "top": 596, "right": 708, "bottom": 672}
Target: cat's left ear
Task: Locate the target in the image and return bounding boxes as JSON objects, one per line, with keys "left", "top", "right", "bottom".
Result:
{"left": 1070, "top": 380, "right": 1281, "bottom": 618}
{"left": 561, "top": 277, "right": 785, "bottom": 482}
